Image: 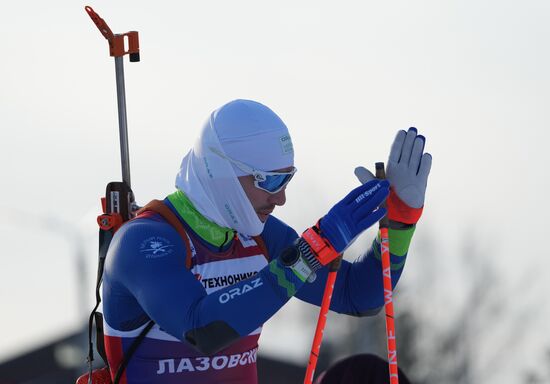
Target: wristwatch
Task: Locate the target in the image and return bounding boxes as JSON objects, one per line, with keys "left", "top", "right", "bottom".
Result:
{"left": 280, "top": 243, "right": 316, "bottom": 283}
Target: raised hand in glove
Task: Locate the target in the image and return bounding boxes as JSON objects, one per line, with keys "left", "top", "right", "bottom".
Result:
{"left": 281, "top": 179, "right": 389, "bottom": 281}
{"left": 355, "top": 127, "right": 432, "bottom": 225}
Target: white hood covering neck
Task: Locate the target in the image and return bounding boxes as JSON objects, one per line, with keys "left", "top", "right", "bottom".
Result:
{"left": 175, "top": 99, "right": 294, "bottom": 236}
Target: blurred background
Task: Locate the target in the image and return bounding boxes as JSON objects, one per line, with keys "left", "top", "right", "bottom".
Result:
{"left": 1, "top": 0, "right": 549, "bottom": 383}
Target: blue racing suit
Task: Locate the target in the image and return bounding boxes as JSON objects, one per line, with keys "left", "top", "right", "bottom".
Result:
{"left": 102, "top": 191, "right": 414, "bottom": 383}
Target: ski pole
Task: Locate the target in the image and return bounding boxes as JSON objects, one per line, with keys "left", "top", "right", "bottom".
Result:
{"left": 303, "top": 256, "right": 342, "bottom": 384}
{"left": 375, "top": 162, "right": 399, "bottom": 384}
{"left": 85, "top": 6, "right": 140, "bottom": 189}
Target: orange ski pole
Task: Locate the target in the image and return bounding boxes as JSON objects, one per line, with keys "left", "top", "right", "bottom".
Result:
{"left": 375, "top": 162, "right": 399, "bottom": 384}
{"left": 303, "top": 256, "right": 342, "bottom": 384}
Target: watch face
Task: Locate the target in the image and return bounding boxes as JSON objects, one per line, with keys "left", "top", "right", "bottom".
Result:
{"left": 280, "top": 245, "right": 300, "bottom": 266}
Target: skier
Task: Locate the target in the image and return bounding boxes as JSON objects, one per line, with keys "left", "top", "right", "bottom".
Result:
{"left": 101, "top": 99, "right": 432, "bottom": 383}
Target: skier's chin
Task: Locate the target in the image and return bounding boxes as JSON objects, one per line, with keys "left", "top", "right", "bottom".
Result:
{"left": 258, "top": 213, "right": 270, "bottom": 222}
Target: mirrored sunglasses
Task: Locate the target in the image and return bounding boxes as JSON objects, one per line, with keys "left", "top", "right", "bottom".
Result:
{"left": 210, "top": 147, "right": 297, "bottom": 194}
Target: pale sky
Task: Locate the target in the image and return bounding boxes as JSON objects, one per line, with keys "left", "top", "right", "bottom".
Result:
{"left": 1, "top": 1, "right": 549, "bottom": 382}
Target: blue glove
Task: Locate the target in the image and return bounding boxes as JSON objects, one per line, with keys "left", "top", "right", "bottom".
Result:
{"left": 320, "top": 179, "right": 389, "bottom": 253}
{"left": 287, "top": 179, "right": 389, "bottom": 283}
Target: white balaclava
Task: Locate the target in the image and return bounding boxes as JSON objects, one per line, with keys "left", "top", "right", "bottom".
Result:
{"left": 175, "top": 99, "right": 295, "bottom": 236}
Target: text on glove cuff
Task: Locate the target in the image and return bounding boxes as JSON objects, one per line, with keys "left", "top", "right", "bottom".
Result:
{"left": 302, "top": 226, "right": 340, "bottom": 266}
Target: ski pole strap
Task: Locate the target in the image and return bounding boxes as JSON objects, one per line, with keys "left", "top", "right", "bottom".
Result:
{"left": 387, "top": 189, "right": 423, "bottom": 225}
{"left": 301, "top": 224, "right": 339, "bottom": 266}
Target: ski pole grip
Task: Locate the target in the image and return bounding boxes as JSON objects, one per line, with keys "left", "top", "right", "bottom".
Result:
{"left": 375, "top": 162, "right": 386, "bottom": 180}
{"left": 328, "top": 255, "right": 342, "bottom": 272}
{"left": 375, "top": 162, "right": 390, "bottom": 229}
